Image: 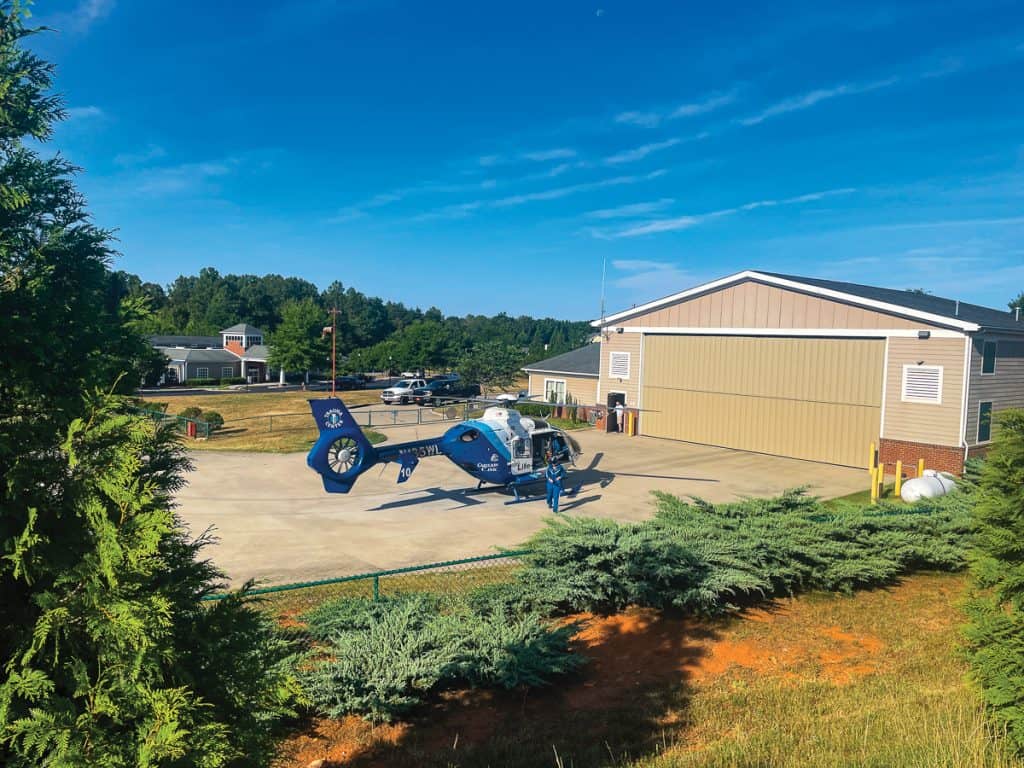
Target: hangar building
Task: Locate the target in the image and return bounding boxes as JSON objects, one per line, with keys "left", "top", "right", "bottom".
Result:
{"left": 532, "top": 270, "right": 1024, "bottom": 475}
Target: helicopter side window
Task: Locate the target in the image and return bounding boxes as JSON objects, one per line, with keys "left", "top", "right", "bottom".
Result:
{"left": 513, "top": 437, "right": 530, "bottom": 458}
{"left": 459, "top": 429, "right": 479, "bottom": 443}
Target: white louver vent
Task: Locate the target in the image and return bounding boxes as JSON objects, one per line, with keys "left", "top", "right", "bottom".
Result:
{"left": 609, "top": 351, "right": 630, "bottom": 379}
{"left": 901, "top": 365, "right": 943, "bottom": 404}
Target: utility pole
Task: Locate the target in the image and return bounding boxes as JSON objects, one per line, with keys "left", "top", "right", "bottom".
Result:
{"left": 327, "top": 306, "right": 341, "bottom": 396}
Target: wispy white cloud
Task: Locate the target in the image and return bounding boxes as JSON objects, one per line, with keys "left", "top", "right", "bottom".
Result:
{"left": 604, "top": 138, "right": 682, "bottom": 165}
{"left": 612, "top": 260, "right": 692, "bottom": 292}
{"left": 113, "top": 143, "right": 166, "bottom": 167}
{"left": 66, "top": 105, "right": 105, "bottom": 120}
{"left": 522, "top": 148, "right": 576, "bottom": 162}
{"left": 586, "top": 199, "right": 675, "bottom": 219}
{"left": 614, "top": 90, "right": 737, "bottom": 129}
{"left": 738, "top": 77, "right": 898, "bottom": 126}
{"left": 415, "top": 169, "right": 668, "bottom": 220}
{"left": 614, "top": 111, "right": 661, "bottom": 128}
{"left": 326, "top": 208, "right": 368, "bottom": 224}
{"left": 670, "top": 91, "right": 737, "bottom": 119}
{"left": 736, "top": 35, "right": 1024, "bottom": 129}
{"left": 609, "top": 187, "right": 856, "bottom": 238}
{"left": 47, "top": 0, "right": 115, "bottom": 35}
{"left": 492, "top": 170, "right": 665, "bottom": 207}
{"left": 478, "top": 154, "right": 502, "bottom": 167}
{"left": 130, "top": 158, "right": 239, "bottom": 196}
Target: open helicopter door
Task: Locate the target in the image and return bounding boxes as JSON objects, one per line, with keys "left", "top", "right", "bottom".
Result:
{"left": 510, "top": 435, "right": 533, "bottom": 475}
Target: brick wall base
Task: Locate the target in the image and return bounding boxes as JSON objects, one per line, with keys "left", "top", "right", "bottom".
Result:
{"left": 879, "top": 438, "right": 964, "bottom": 477}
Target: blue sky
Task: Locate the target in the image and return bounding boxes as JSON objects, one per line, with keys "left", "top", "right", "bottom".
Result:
{"left": 37, "top": 0, "right": 1024, "bottom": 318}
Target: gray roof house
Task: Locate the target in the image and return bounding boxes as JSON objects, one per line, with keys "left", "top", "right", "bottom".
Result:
{"left": 522, "top": 343, "right": 601, "bottom": 405}
{"left": 154, "top": 324, "right": 272, "bottom": 384}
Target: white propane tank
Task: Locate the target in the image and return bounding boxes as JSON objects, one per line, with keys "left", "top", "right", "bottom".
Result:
{"left": 900, "top": 469, "right": 957, "bottom": 502}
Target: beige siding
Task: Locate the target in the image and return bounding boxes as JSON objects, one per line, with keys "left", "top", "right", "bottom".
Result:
{"left": 965, "top": 335, "right": 1024, "bottom": 444}
{"left": 640, "top": 336, "right": 884, "bottom": 466}
{"left": 615, "top": 279, "right": 939, "bottom": 331}
{"left": 527, "top": 373, "right": 599, "bottom": 405}
{"left": 597, "top": 333, "right": 642, "bottom": 406}
{"left": 883, "top": 337, "right": 965, "bottom": 446}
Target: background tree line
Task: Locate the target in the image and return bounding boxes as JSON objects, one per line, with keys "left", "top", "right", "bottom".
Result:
{"left": 113, "top": 268, "right": 594, "bottom": 374}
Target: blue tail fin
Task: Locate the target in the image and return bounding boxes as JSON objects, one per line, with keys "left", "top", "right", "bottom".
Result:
{"left": 306, "top": 398, "right": 377, "bottom": 493}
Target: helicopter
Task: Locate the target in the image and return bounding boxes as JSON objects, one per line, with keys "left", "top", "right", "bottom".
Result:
{"left": 306, "top": 396, "right": 583, "bottom": 501}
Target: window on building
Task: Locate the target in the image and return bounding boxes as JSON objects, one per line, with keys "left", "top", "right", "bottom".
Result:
{"left": 196, "top": 367, "right": 209, "bottom": 379}
{"left": 982, "top": 341, "right": 997, "bottom": 374}
{"left": 609, "top": 351, "right": 631, "bottom": 379}
{"left": 222, "top": 366, "right": 234, "bottom": 378}
{"left": 978, "top": 401, "right": 993, "bottom": 443}
{"left": 901, "top": 364, "right": 943, "bottom": 404}
{"left": 544, "top": 379, "right": 566, "bottom": 402}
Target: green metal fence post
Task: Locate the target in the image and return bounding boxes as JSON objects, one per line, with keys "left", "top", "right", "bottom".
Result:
{"left": 372, "top": 575, "right": 380, "bottom": 601}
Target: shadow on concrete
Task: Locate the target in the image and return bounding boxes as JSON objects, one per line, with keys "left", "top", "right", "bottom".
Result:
{"left": 571, "top": 451, "right": 719, "bottom": 491}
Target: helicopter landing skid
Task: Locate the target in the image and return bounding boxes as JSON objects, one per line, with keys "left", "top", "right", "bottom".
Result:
{"left": 503, "top": 482, "right": 583, "bottom": 505}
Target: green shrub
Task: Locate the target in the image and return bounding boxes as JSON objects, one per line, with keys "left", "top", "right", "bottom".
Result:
{"left": 201, "top": 410, "right": 225, "bottom": 431}
{"left": 185, "top": 377, "right": 219, "bottom": 386}
{"left": 965, "top": 409, "right": 1024, "bottom": 753}
{"left": 516, "top": 488, "right": 973, "bottom": 617}
{"left": 180, "top": 406, "right": 203, "bottom": 419}
{"left": 516, "top": 402, "right": 553, "bottom": 418}
{"left": 299, "top": 594, "right": 582, "bottom": 722}
{"left": 517, "top": 517, "right": 704, "bottom": 613}
{"left": 220, "top": 376, "right": 246, "bottom": 385}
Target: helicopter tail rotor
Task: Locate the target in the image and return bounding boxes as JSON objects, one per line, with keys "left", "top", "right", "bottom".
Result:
{"left": 307, "top": 398, "right": 378, "bottom": 493}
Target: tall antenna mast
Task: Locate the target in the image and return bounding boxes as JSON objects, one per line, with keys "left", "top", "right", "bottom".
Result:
{"left": 599, "top": 254, "right": 607, "bottom": 330}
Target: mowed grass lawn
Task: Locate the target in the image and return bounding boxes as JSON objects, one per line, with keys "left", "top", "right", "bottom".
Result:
{"left": 276, "top": 572, "right": 1017, "bottom": 768}
{"left": 142, "top": 389, "right": 384, "bottom": 452}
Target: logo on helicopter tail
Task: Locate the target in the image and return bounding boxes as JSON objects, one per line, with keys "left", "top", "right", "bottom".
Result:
{"left": 322, "top": 408, "right": 346, "bottom": 430}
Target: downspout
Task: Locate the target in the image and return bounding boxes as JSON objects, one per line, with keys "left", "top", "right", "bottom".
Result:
{"left": 959, "top": 333, "right": 972, "bottom": 471}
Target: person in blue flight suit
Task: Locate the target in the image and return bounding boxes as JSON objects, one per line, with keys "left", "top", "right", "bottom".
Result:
{"left": 545, "top": 453, "right": 566, "bottom": 513}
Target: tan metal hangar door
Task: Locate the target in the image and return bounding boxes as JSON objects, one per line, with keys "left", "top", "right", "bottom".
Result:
{"left": 639, "top": 335, "right": 885, "bottom": 467}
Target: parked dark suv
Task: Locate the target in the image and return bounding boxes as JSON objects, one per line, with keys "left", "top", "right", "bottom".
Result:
{"left": 412, "top": 380, "right": 481, "bottom": 406}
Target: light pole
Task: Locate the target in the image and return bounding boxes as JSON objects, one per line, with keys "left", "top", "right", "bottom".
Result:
{"left": 325, "top": 306, "right": 341, "bottom": 396}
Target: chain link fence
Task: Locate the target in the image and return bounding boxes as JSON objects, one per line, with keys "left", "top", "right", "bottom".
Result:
{"left": 132, "top": 406, "right": 212, "bottom": 438}
{"left": 221, "top": 400, "right": 475, "bottom": 435}
{"left": 204, "top": 551, "right": 529, "bottom": 641}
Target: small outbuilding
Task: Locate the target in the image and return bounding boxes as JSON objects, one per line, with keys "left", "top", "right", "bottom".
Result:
{"left": 522, "top": 343, "right": 600, "bottom": 405}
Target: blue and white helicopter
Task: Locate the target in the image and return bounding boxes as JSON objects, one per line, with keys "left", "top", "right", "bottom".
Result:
{"left": 306, "top": 397, "right": 582, "bottom": 501}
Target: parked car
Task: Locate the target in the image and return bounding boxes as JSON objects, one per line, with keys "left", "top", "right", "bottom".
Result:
{"left": 334, "top": 375, "right": 365, "bottom": 390}
{"left": 380, "top": 378, "right": 427, "bottom": 404}
{"left": 412, "top": 380, "right": 454, "bottom": 405}
{"left": 309, "top": 375, "right": 365, "bottom": 391}
{"left": 413, "top": 380, "right": 480, "bottom": 405}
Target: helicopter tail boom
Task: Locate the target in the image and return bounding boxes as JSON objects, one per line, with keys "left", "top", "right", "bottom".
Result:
{"left": 307, "top": 398, "right": 379, "bottom": 493}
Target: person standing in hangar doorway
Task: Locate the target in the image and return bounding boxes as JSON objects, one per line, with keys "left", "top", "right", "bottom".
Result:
{"left": 545, "top": 453, "right": 566, "bottom": 513}
{"left": 615, "top": 401, "right": 625, "bottom": 433}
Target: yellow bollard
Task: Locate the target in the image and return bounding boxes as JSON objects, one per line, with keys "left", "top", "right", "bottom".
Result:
{"left": 870, "top": 466, "right": 879, "bottom": 503}
{"left": 868, "top": 442, "right": 876, "bottom": 473}
{"left": 894, "top": 460, "right": 903, "bottom": 498}
{"left": 917, "top": 458, "right": 925, "bottom": 478}
{"left": 627, "top": 412, "right": 635, "bottom": 436}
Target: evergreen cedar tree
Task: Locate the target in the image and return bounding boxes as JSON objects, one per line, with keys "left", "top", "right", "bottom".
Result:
{"left": 0, "top": 7, "right": 295, "bottom": 766}
{"left": 965, "top": 410, "right": 1024, "bottom": 753}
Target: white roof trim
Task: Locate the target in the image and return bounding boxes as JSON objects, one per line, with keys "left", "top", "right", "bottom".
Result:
{"left": 522, "top": 367, "right": 599, "bottom": 377}
{"left": 591, "top": 270, "right": 981, "bottom": 332}
{"left": 622, "top": 326, "right": 966, "bottom": 339}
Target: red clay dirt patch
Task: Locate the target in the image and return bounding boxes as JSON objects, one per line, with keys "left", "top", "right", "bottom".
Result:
{"left": 276, "top": 600, "right": 889, "bottom": 767}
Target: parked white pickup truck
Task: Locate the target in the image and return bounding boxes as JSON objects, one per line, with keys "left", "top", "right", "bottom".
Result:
{"left": 380, "top": 378, "right": 427, "bottom": 404}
